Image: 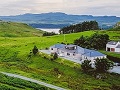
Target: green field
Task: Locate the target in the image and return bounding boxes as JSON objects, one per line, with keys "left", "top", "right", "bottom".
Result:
{"left": 99, "top": 30, "right": 120, "bottom": 41}
{"left": 0, "top": 73, "right": 51, "bottom": 90}
{"left": 0, "top": 29, "right": 120, "bottom": 90}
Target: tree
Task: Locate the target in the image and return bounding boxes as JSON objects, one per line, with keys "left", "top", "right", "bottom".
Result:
{"left": 32, "top": 45, "right": 38, "bottom": 55}
{"left": 94, "top": 58, "right": 114, "bottom": 73}
{"left": 74, "top": 33, "right": 109, "bottom": 50}
{"left": 43, "top": 32, "right": 57, "bottom": 36}
{"left": 81, "top": 60, "right": 92, "bottom": 73}
{"left": 59, "top": 21, "right": 99, "bottom": 34}
{"left": 74, "top": 35, "right": 86, "bottom": 47}
{"left": 53, "top": 52, "right": 58, "bottom": 60}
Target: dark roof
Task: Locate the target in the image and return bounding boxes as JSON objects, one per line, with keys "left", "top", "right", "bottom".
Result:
{"left": 107, "top": 41, "right": 118, "bottom": 45}
{"left": 116, "top": 44, "right": 120, "bottom": 48}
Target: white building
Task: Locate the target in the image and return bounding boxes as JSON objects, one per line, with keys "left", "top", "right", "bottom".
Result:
{"left": 106, "top": 41, "right": 120, "bottom": 53}
{"left": 49, "top": 44, "right": 106, "bottom": 63}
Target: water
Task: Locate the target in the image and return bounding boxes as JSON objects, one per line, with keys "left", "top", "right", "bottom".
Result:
{"left": 37, "top": 28, "right": 60, "bottom": 34}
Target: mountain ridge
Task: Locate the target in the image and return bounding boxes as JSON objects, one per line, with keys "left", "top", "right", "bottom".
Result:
{"left": 1, "top": 12, "right": 119, "bottom": 17}
{"left": 0, "top": 12, "right": 120, "bottom": 29}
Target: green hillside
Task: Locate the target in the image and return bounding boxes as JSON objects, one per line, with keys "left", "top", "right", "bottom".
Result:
{"left": 0, "top": 30, "right": 120, "bottom": 90}
{"left": 0, "top": 21, "right": 43, "bottom": 37}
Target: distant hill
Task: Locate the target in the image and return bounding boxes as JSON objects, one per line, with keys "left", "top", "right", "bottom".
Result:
{"left": 0, "top": 21, "right": 43, "bottom": 37}
{"left": 109, "top": 22, "right": 120, "bottom": 31}
{"left": 0, "top": 12, "right": 120, "bottom": 29}
{"left": 114, "top": 22, "right": 120, "bottom": 29}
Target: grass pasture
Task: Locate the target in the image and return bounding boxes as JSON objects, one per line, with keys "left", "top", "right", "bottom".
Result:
{"left": 0, "top": 30, "right": 120, "bottom": 90}
{"left": 99, "top": 30, "right": 120, "bottom": 41}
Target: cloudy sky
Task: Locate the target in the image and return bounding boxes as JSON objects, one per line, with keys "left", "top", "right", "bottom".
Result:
{"left": 0, "top": 0, "right": 120, "bottom": 16}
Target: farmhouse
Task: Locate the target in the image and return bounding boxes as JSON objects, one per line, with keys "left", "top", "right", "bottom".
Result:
{"left": 106, "top": 41, "right": 120, "bottom": 53}
{"left": 49, "top": 44, "right": 106, "bottom": 63}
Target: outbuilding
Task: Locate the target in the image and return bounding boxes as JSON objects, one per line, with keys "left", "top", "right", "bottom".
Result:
{"left": 106, "top": 41, "right": 120, "bottom": 53}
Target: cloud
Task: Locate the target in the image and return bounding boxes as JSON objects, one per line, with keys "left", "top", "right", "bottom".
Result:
{"left": 0, "top": 0, "right": 120, "bottom": 16}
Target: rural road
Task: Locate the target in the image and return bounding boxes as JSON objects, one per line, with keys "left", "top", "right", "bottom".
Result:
{"left": 1, "top": 72, "right": 67, "bottom": 90}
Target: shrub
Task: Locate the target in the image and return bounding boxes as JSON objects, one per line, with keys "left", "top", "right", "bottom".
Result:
{"left": 94, "top": 58, "right": 114, "bottom": 73}
{"left": 32, "top": 45, "right": 38, "bottom": 55}
{"left": 54, "top": 68, "right": 59, "bottom": 72}
{"left": 43, "top": 32, "right": 57, "bottom": 36}
{"left": 111, "top": 84, "right": 120, "bottom": 90}
{"left": 81, "top": 60, "right": 92, "bottom": 73}
{"left": 45, "top": 47, "right": 49, "bottom": 50}
{"left": 0, "top": 84, "right": 16, "bottom": 90}
{"left": 28, "top": 50, "right": 32, "bottom": 58}
{"left": 53, "top": 52, "right": 58, "bottom": 60}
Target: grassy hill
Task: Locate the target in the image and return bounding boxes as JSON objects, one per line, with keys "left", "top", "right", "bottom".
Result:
{"left": 0, "top": 30, "right": 120, "bottom": 90}
{"left": 0, "top": 21, "right": 43, "bottom": 37}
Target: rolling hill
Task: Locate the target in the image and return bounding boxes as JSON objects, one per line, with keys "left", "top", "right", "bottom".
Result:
{"left": 0, "top": 21, "right": 43, "bottom": 37}
{"left": 0, "top": 30, "right": 120, "bottom": 90}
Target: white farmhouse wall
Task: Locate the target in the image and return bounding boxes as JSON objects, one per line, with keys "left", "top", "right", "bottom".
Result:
{"left": 70, "top": 53, "right": 73, "bottom": 57}
{"left": 115, "top": 48, "right": 120, "bottom": 52}
{"left": 74, "top": 54, "right": 81, "bottom": 60}
{"left": 65, "top": 52, "right": 74, "bottom": 58}
{"left": 49, "top": 47, "right": 58, "bottom": 53}
{"left": 64, "top": 52, "right": 68, "bottom": 56}
{"left": 58, "top": 50, "right": 65, "bottom": 56}
{"left": 106, "top": 42, "right": 120, "bottom": 52}
{"left": 94, "top": 56, "right": 106, "bottom": 59}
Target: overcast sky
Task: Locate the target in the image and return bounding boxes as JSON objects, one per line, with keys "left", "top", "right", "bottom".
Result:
{"left": 0, "top": 0, "right": 120, "bottom": 16}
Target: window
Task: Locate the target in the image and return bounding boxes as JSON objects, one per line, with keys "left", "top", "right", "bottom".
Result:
{"left": 74, "top": 46, "right": 77, "bottom": 49}
{"left": 84, "top": 56, "right": 87, "bottom": 59}
{"left": 67, "top": 53, "right": 70, "bottom": 56}
{"left": 65, "top": 46, "right": 75, "bottom": 50}
{"left": 111, "top": 48, "right": 115, "bottom": 52}
{"left": 73, "top": 53, "right": 75, "bottom": 56}
{"left": 70, "top": 47, "right": 74, "bottom": 50}
{"left": 65, "top": 46, "right": 68, "bottom": 49}
{"left": 107, "top": 47, "right": 110, "bottom": 51}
